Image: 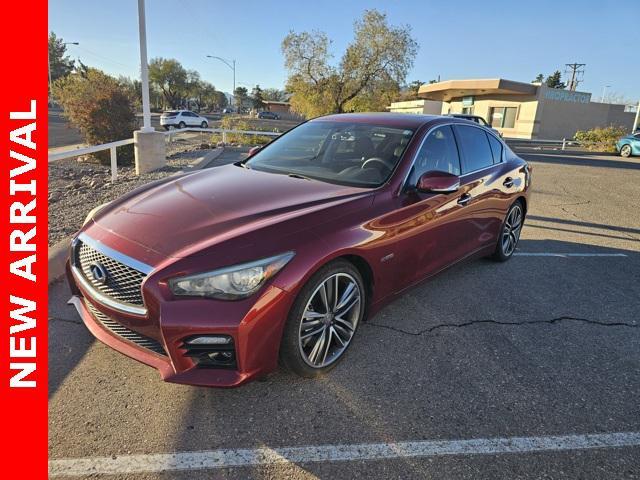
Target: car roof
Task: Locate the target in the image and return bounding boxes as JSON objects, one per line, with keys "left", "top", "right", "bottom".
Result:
{"left": 311, "top": 112, "right": 453, "bottom": 130}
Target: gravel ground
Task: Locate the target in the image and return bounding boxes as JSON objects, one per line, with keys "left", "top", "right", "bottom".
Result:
{"left": 48, "top": 143, "right": 215, "bottom": 246}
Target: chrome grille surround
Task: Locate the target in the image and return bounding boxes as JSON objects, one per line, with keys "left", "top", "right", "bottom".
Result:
{"left": 84, "top": 300, "right": 166, "bottom": 356}
{"left": 71, "top": 233, "right": 153, "bottom": 316}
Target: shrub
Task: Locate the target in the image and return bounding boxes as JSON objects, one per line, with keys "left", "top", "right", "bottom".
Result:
{"left": 574, "top": 125, "right": 628, "bottom": 152}
{"left": 52, "top": 68, "right": 137, "bottom": 164}
{"left": 211, "top": 116, "right": 274, "bottom": 146}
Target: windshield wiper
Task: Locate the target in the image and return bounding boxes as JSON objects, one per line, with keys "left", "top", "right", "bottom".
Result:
{"left": 287, "top": 173, "right": 313, "bottom": 181}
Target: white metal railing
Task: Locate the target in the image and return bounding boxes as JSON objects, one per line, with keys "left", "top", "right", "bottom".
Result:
{"left": 504, "top": 137, "right": 579, "bottom": 150}
{"left": 47, "top": 128, "right": 282, "bottom": 182}
{"left": 47, "top": 138, "right": 134, "bottom": 181}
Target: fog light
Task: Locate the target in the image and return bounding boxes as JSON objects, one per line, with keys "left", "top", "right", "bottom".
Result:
{"left": 182, "top": 335, "right": 237, "bottom": 369}
{"left": 186, "top": 335, "right": 232, "bottom": 345}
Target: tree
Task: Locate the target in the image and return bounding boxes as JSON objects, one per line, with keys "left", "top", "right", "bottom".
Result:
{"left": 262, "top": 88, "right": 288, "bottom": 102}
{"left": 118, "top": 76, "right": 142, "bottom": 109}
{"left": 251, "top": 84, "right": 265, "bottom": 109}
{"left": 48, "top": 32, "right": 75, "bottom": 84}
{"left": 52, "top": 68, "right": 137, "bottom": 164}
{"left": 149, "top": 57, "right": 188, "bottom": 109}
{"left": 213, "top": 90, "right": 228, "bottom": 110}
{"left": 532, "top": 73, "right": 544, "bottom": 83}
{"left": 282, "top": 9, "right": 418, "bottom": 117}
{"left": 234, "top": 86, "right": 249, "bottom": 112}
{"left": 545, "top": 71, "right": 566, "bottom": 89}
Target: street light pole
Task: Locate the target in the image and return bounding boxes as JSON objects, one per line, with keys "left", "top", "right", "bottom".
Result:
{"left": 206, "top": 55, "right": 236, "bottom": 108}
{"left": 601, "top": 85, "right": 610, "bottom": 103}
{"left": 633, "top": 100, "right": 640, "bottom": 133}
{"left": 137, "top": 0, "right": 154, "bottom": 132}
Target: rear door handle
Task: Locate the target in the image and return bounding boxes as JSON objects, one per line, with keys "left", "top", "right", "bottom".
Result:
{"left": 503, "top": 177, "right": 514, "bottom": 188}
{"left": 457, "top": 193, "right": 471, "bottom": 206}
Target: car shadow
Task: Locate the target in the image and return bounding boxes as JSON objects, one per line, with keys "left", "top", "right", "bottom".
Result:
{"left": 48, "top": 279, "right": 95, "bottom": 399}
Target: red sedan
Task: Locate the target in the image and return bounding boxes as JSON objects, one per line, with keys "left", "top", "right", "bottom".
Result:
{"left": 67, "top": 113, "right": 531, "bottom": 387}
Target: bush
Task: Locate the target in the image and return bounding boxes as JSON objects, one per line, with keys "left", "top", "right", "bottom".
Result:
{"left": 211, "top": 116, "right": 274, "bottom": 146}
{"left": 52, "top": 69, "right": 137, "bottom": 164}
{"left": 574, "top": 125, "right": 628, "bottom": 152}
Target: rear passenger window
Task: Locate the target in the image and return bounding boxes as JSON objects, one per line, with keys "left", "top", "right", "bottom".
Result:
{"left": 486, "top": 133, "right": 503, "bottom": 164}
{"left": 454, "top": 125, "right": 494, "bottom": 173}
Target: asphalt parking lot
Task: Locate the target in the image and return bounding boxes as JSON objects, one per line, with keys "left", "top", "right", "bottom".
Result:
{"left": 48, "top": 146, "right": 640, "bottom": 479}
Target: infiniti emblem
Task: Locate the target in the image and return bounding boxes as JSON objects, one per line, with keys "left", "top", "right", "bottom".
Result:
{"left": 89, "top": 263, "right": 109, "bottom": 285}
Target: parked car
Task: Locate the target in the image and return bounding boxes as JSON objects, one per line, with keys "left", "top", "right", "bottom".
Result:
{"left": 160, "top": 110, "right": 209, "bottom": 130}
{"left": 222, "top": 108, "right": 235, "bottom": 114}
{"left": 448, "top": 114, "right": 502, "bottom": 137}
{"left": 67, "top": 113, "right": 531, "bottom": 387}
{"left": 616, "top": 131, "right": 640, "bottom": 157}
{"left": 258, "top": 111, "right": 280, "bottom": 120}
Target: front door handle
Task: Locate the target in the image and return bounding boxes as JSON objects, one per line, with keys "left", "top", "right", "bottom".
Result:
{"left": 457, "top": 193, "right": 471, "bottom": 206}
{"left": 503, "top": 177, "right": 514, "bottom": 188}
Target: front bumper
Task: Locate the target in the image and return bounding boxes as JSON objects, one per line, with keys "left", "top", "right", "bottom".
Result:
{"left": 67, "top": 261, "right": 294, "bottom": 387}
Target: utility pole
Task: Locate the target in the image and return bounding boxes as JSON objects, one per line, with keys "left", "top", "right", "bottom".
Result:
{"left": 565, "top": 63, "right": 586, "bottom": 91}
{"left": 633, "top": 101, "right": 640, "bottom": 133}
{"left": 600, "top": 85, "right": 610, "bottom": 103}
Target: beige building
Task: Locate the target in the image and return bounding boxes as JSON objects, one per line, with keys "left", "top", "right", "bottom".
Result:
{"left": 398, "top": 78, "right": 636, "bottom": 139}
{"left": 387, "top": 99, "right": 443, "bottom": 115}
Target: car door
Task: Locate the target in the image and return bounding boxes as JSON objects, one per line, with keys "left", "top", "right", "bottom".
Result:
{"left": 377, "top": 125, "right": 473, "bottom": 289}
{"left": 452, "top": 124, "right": 508, "bottom": 255}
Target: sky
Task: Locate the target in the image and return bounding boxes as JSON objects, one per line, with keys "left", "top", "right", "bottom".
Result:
{"left": 49, "top": 0, "right": 638, "bottom": 103}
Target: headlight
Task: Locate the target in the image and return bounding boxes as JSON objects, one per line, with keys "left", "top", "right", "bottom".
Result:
{"left": 169, "top": 252, "right": 294, "bottom": 300}
{"left": 83, "top": 202, "right": 111, "bottom": 226}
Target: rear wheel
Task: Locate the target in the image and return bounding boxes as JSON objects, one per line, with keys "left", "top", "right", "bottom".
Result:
{"left": 492, "top": 201, "right": 524, "bottom": 261}
{"left": 178, "top": 121, "right": 186, "bottom": 129}
{"left": 280, "top": 260, "right": 365, "bottom": 378}
{"left": 620, "top": 144, "right": 632, "bottom": 158}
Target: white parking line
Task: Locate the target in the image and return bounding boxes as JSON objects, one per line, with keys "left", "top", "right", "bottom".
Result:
{"left": 49, "top": 431, "right": 640, "bottom": 476}
{"left": 515, "top": 252, "right": 628, "bottom": 257}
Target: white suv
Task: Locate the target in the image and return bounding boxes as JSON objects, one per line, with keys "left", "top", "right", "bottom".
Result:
{"left": 160, "top": 110, "right": 209, "bottom": 130}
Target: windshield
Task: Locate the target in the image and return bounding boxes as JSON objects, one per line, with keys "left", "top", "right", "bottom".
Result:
{"left": 245, "top": 121, "right": 414, "bottom": 187}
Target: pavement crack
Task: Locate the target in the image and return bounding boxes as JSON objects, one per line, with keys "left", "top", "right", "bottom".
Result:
{"left": 49, "top": 316, "right": 83, "bottom": 325}
{"left": 365, "top": 316, "right": 638, "bottom": 337}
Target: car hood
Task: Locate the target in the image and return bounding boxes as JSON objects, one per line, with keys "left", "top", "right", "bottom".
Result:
{"left": 89, "top": 164, "right": 371, "bottom": 258}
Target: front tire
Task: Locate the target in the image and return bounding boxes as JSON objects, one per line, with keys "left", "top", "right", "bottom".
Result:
{"left": 280, "top": 260, "right": 365, "bottom": 378}
{"left": 201, "top": 121, "right": 208, "bottom": 128}
{"left": 620, "top": 144, "right": 632, "bottom": 158}
{"left": 491, "top": 201, "right": 524, "bottom": 262}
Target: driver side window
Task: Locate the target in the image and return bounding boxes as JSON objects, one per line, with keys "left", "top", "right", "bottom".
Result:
{"left": 409, "top": 126, "right": 461, "bottom": 185}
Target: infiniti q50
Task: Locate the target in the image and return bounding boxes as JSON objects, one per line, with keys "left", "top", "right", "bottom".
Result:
{"left": 67, "top": 113, "right": 531, "bottom": 387}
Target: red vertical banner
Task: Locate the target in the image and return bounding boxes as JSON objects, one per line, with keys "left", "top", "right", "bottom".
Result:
{"left": 0, "top": 0, "right": 48, "bottom": 478}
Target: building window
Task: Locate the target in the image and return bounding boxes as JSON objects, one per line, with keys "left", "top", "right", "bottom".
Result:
{"left": 462, "top": 106, "right": 474, "bottom": 115}
{"left": 490, "top": 107, "right": 517, "bottom": 128}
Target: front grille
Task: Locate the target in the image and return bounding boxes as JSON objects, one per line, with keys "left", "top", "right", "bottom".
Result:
{"left": 75, "top": 240, "right": 146, "bottom": 307}
{"left": 85, "top": 301, "right": 167, "bottom": 356}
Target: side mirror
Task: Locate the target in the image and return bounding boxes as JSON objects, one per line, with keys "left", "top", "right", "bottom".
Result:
{"left": 417, "top": 171, "right": 460, "bottom": 193}
{"left": 247, "top": 146, "right": 262, "bottom": 158}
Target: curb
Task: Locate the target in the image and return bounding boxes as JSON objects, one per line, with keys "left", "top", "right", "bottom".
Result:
{"left": 48, "top": 238, "right": 70, "bottom": 284}
{"left": 47, "top": 147, "right": 227, "bottom": 285}
{"left": 193, "top": 146, "right": 225, "bottom": 170}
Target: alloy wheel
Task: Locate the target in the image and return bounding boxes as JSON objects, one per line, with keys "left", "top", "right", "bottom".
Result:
{"left": 298, "top": 273, "right": 361, "bottom": 368}
{"left": 621, "top": 145, "right": 631, "bottom": 158}
{"left": 501, "top": 204, "right": 523, "bottom": 256}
